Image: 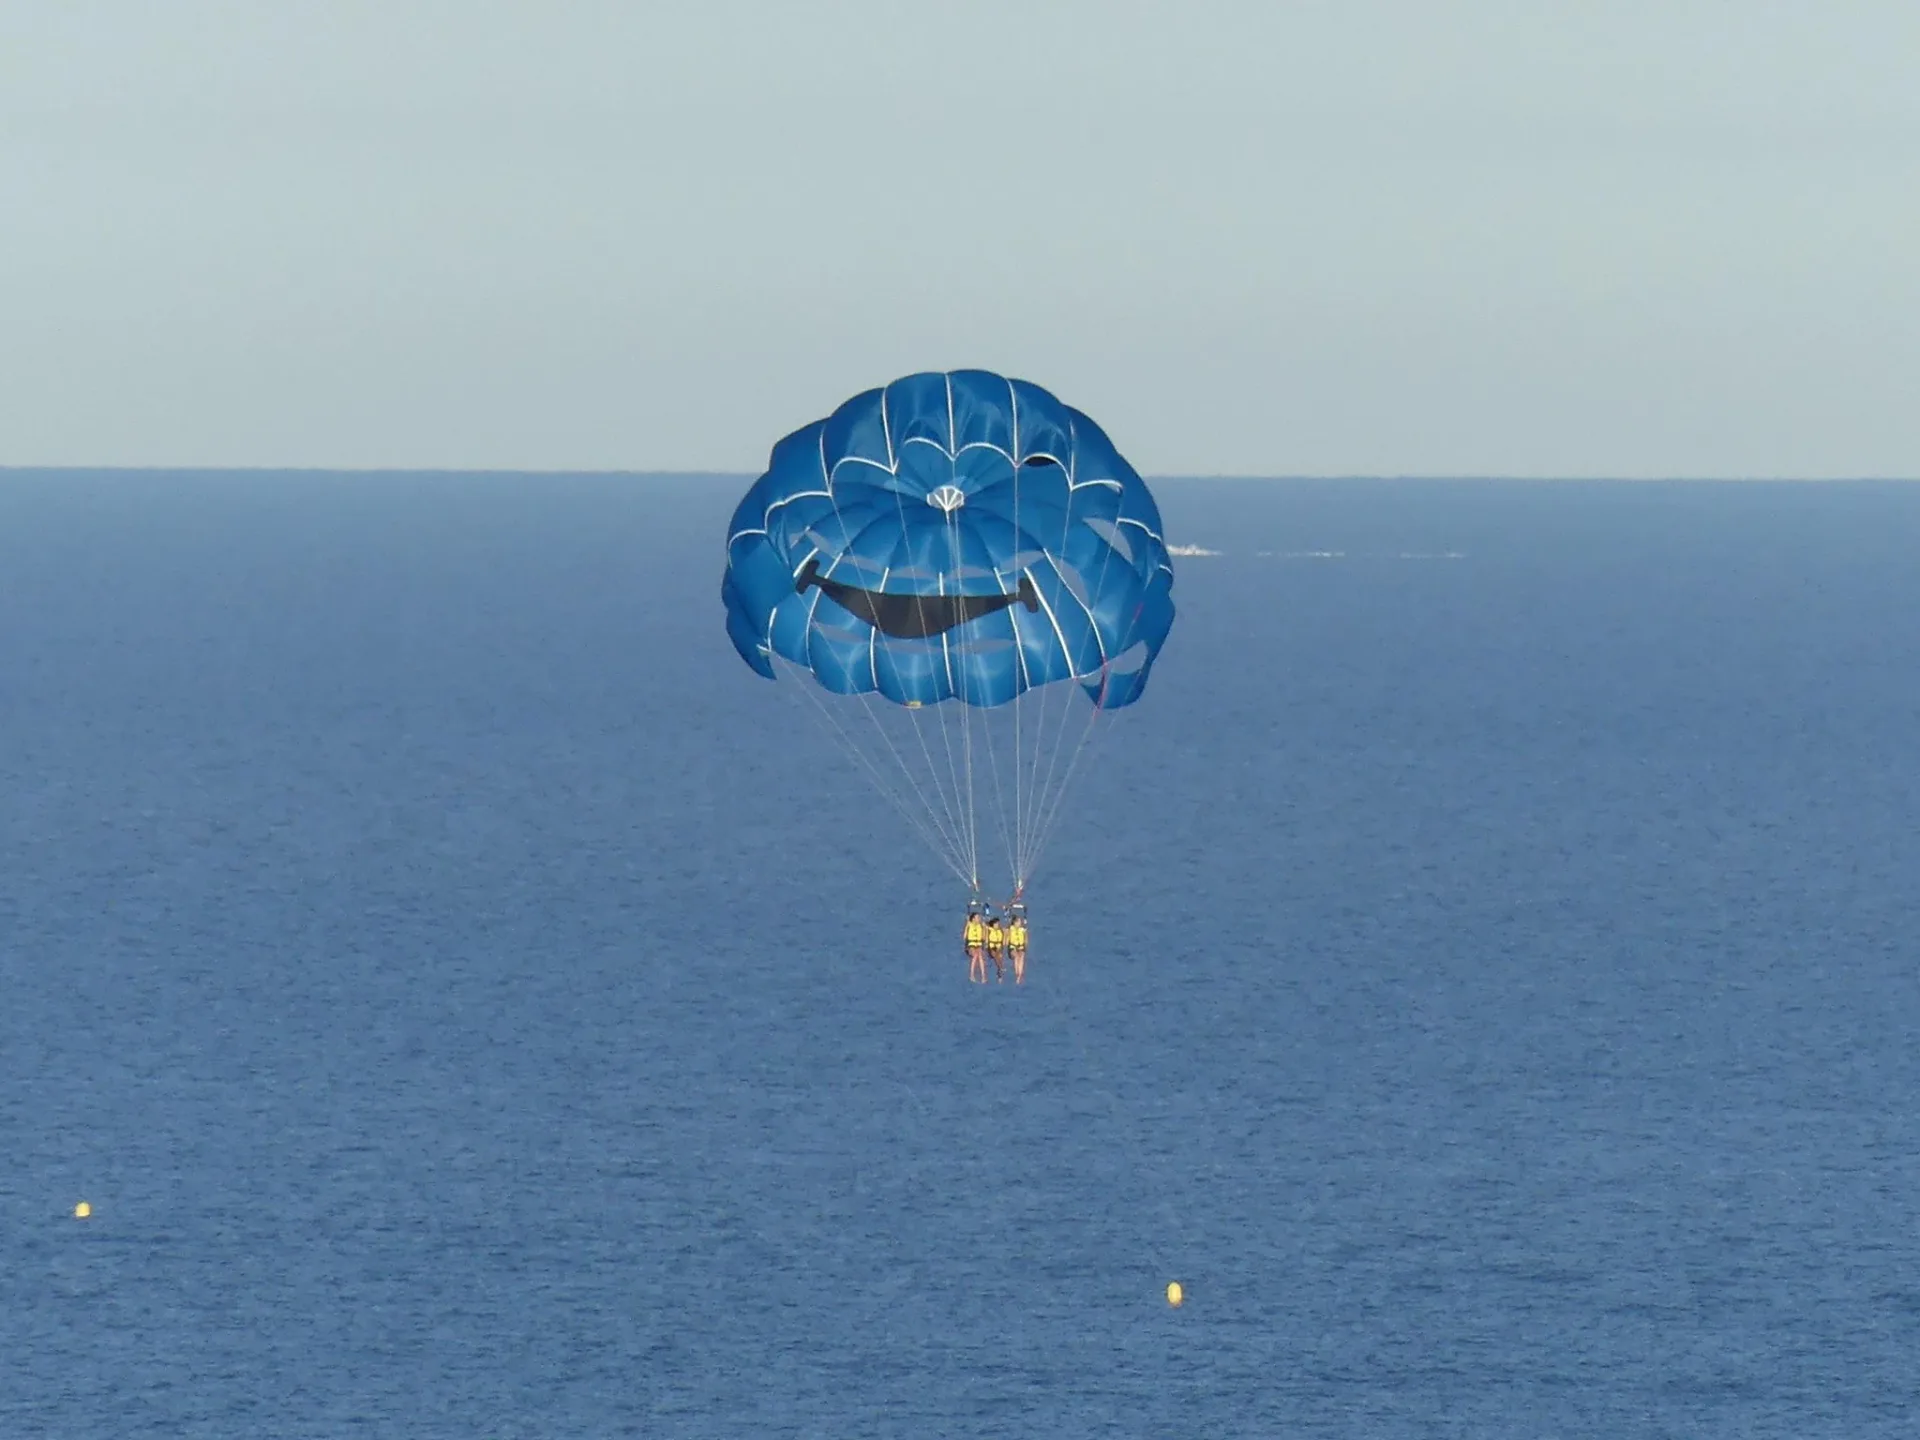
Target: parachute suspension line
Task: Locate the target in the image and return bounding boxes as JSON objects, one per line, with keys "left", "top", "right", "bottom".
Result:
{"left": 1029, "top": 478, "right": 1132, "bottom": 875}
{"left": 862, "top": 681, "right": 976, "bottom": 881}
{"left": 819, "top": 482, "right": 975, "bottom": 883}
{"left": 948, "top": 509, "right": 984, "bottom": 891}
{"left": 777, "top": 669, "right": 966, "bottom": 880}
{"left": 876, "top": 561, "right": 976, "bottom": 880}
{"left": 973, "top": 640, "right": 1020, "bottom": 892}
{"left": 1013, "top": 688, "right": 1047, "bottom": 886}
{"left": 919, "top": 520, "right": 978, "bottom": 889}
{"left": 1011, "top": 454, "right": 1030, "bottom": 889}
{"left": 943, "top": 384, "right": 984, "bottom": 892}
{"left": 802, "top": 691, "right": 964, "bottom": 882}
{"left": 1014, "top": 604, "right": 1070, "bottom": 887}
{"left": 1012, "top": 459, "right": 1036, "bottom": 888}
{"left": 1014, "top": 656, "right": 1046, "bottom": 883}
{"left": 882, "top": 474, "right": 981, "bottom": 892}
{"left": 1022, "top": 586, "right": 1086, "bottom": 885}
{"left": 901, "top": 692, "right": 973, "bottom": 886}
{"left": 1013, "top": 616, "right": 1024, "bottom": 883}
{"left": 1025, "top": 672, "right": 1083, "bottom": 882}
{"left": 771, "top": 655, "right": 972, "bottom": 884}
{"left": 1027, "top": 688, "right": 1113, "bottom": 880}
{"left": 1024, "top": 535, "right": 1127, "bottom": 881}
{"left": 838, "top": 583, "right": 973, "bottom": 877}
{"left": 1016, "top": 463, "right": 1134, "bottom": 887}
{"left": 1015, "top": 431, "right": 1077, "bottom": 883}
{"left": 1027, "top": 571, "right": 1087, "bottom": 855}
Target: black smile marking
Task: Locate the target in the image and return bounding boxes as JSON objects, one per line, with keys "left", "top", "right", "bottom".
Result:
{"left": 797, "top": 557, "right": 1040, "bottom": 640}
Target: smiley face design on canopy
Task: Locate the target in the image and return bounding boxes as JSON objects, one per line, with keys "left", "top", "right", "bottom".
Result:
{"left": 722, "top": 370, "right": 1175, "bottom": 710}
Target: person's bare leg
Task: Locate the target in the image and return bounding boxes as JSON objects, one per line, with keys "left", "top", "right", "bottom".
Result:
{"left": 1012, "top": 946, "right": 1025, "bottom": 984}
{"left": 969, "top": 946, "right": 985, "bottom": 983}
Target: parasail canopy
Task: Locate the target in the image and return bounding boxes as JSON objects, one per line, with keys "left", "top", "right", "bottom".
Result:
{"left": 722, "top": 370, "right": 1176, "bottom": 892}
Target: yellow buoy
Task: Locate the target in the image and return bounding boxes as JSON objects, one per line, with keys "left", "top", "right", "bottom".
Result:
{"left": 74, "top": 1201, "right": 92, "bottom": 1219}
{"left": 1166, "top": 1281, "right": 1183, "bottom": 1307}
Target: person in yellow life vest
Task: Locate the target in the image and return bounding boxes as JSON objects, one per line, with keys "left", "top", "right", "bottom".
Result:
{"left": 963, "top": 908, "right": 987, "bottom": 984}
{"left": 983, "top": 912, "right": 1006, "bottom": 982}
{"left": 1006, "top": 911, "right": 1028, "bottom": 984}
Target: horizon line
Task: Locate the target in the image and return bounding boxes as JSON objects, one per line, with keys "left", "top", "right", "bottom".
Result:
{"left": 4, "top": 465, "right": 1916, "bottom": 484}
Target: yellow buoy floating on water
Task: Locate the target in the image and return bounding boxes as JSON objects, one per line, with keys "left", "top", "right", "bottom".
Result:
{"left": 1165, "top": 1281, "right": 1183, "bottom": 1308}
{"left": 74, "top": 1201, "right": 92, "bottom": 1219}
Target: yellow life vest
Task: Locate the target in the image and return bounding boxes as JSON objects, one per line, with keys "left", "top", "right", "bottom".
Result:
{"left": 1008, "top": 923, "right": 1027, "bottom": 947}
{"left": 985, "top": 923, "right": 1004, "bottom": 944}
{"left": 965, "top": 919, "right": 984, "bottom": 943}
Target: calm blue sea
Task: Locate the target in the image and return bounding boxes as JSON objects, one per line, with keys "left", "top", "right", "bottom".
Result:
{"left": 3, "top": 472, "right": 1918, "bottom": 1437}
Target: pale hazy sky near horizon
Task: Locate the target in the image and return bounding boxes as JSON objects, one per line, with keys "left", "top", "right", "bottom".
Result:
{"left": 3, "top": 2, "right": 1916, "bottom": 477}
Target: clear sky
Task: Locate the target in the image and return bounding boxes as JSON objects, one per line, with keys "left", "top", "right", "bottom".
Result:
{"left": 3, "top": 1, "right": 1915, "bottom": 476}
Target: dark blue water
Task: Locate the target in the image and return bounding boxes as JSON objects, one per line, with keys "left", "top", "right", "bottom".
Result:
{"left": 4, "top": 472, "right": 1918, "bottom": 1436}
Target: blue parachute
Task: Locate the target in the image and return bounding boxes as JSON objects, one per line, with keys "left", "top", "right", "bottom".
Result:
{"left": 722, "top": 370, "right": 1175, "bottom": 710}
{"left": 721, "top": 371, "right": 1176, "bottom": 893}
